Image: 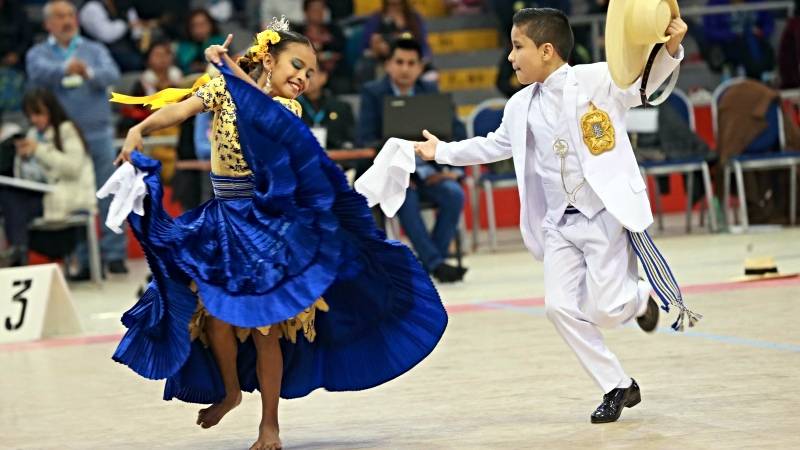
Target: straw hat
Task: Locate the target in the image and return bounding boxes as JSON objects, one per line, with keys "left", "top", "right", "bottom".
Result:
{"left": 605, "top": 0, "right": 680, "bottom": 89}
{"left": 732, "top": 257, "right": 799, "bottom": 282}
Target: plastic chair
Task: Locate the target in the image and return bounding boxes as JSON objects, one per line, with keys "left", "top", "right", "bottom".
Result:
{"left": 465, "top": 98, "right": 509, "bottom": 251}
{"left": 712, "top": 79, "right": 800, "bottom": 231}
{"left": 633, "top": 88, "right": 718, "bottom": 233}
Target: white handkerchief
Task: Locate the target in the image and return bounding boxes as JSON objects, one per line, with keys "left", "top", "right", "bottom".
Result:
{"left": 354, "top": 138, "right": 416, "bottom": 217}
{"left": 96, "top": 162, "right": 148, "bottom": 234}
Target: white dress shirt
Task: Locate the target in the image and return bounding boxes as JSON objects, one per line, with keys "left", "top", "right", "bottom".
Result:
{"left": 526, "top": 63, "right": 604, "bottom": 226}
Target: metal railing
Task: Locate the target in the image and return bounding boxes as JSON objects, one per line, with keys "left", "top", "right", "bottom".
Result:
{"left": 111, "top": 135, "right": 179, "bottom": 152}
{"left": 569, "top": 1, "right": 794, "bottom": 62}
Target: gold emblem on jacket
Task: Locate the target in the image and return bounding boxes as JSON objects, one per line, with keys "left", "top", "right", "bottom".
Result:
{"left": 580, "top": 103, "right": 615, "bottom": 156}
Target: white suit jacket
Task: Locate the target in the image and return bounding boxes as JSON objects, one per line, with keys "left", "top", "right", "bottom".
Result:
{"left": 435, "top": 46, "right": 683, "bottom": 260}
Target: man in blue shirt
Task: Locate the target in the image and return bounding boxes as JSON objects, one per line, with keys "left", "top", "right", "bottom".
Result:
{"left": 357, "top": 37, "right": 467, "bottom": 283}
{"left": 26, "top": 0, "right": 126, "bottom": 279}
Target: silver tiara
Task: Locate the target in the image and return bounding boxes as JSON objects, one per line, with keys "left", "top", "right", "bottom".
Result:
{"left": 267, "top": 16, "right": 290, "bottom": 32}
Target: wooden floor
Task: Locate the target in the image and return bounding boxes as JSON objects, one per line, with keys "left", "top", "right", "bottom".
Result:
{"left": 2, "top": 221, "right": 799, "bottom": 449}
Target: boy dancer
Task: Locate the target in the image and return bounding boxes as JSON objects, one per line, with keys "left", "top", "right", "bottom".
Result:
{"left": 414, "top": 6, "right": 698, "bottom": 423}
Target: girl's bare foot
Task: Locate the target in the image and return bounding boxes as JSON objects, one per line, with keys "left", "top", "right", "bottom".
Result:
{"left": 249, "top": 422, "right": 281, "bottom": 450}
{"left": 196, "top": 392, "right": 241, "bottom": 428}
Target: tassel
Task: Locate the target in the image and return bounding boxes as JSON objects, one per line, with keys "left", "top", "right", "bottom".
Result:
{"left": 686, "top": 309, "right": 703, "bottom": 328}
{"left": 670, "top": 310, "right": 684, "bottom": 332}
{"left": 670, "top": 305, "right": 703, "bottom": 332}
{"left": 110, "top": 74, "right": 211, "bottom": 110}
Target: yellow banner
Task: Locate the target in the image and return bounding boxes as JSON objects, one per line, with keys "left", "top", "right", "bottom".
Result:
{"left": 354, "top": 0, "right": 446, "bottom": 17}
{"left": 438, "top": 67, "right": 499, "bottom": 92}
{"left": 429, "top": 29, "right": 499, "bottom": 54}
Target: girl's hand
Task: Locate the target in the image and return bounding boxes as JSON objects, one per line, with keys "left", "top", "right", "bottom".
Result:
{"left": 205, "top": 34, "right": 233, "bottom": 66}
{"left": 115, "top": 126, "right": 143, "bottom": 165}
{"left": 14, "top": 138, "right": 36, "bottom": 158}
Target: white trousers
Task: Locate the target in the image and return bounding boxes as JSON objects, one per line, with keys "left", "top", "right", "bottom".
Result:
{"left": 543, "top": 209, "right": 651, "bottom": 394}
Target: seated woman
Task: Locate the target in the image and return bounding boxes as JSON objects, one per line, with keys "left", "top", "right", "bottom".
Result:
{"left": 356, "top": 0, "right": 433, "bottom": 84}
{"left": 0, "top": 88, "right": 96, "bottom": 267}
{"left": 176, "top": 9, "right": 226, "bottom": 74}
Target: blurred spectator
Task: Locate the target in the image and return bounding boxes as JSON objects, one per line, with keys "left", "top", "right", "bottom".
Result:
{"left": 298, "top": 69, "right": 355, "bottom": 150}
{"left": 0, "top": 88, "right": 96, "bottom": 267}
{"left": 326, "top": 0, "right": 353, "bottom": 21}
{"left": 26, "top": 0, "right": 126, "bottom": 279}
{"left": 203, "top": 0, "right": 234, "bottom": 23}
{"left": 778, "top": 1, "right": 800, "bottom": 88}
{"left": 356, "top": 0, "right": 432, "bottom": 85}
{"left": 356, "top": 37, "right": 467, "bottom": 283}
{"left": 134, "top": 41, "right": 184, "bottom": 96}
{"left": 79, "top": 0, "right": 146, "bottom": 71}
{"left": 171, "top": 62, "right": 215, "bottom": 211}
{"left": 121, "top": 40, "right": 185, "bottom": 181}
{"left": 360, "top": 0, "right": 431, "bottom": 62}
{"left": 167, "top": 111, "right": 211, "bottom": 211}
{"left": 296, "top": 0, "right": 349, "bottom": 93}
{"left": 0, "top": 0, "right": 32, "bottom": 113}
{"left": 446, "top": 0, "right": 485, "bottom": 15}
{"left": 118, "top": 40, "right": 184, "bottom": 133}
{"left": 702, "top": 0, "right": 775, "bottom": 81}
{"left": 176, "top": 9, "right": 224, "bottom": 74}
{"left": 260, "top": 0, "right": 304, "bottom": 28}
{"left": 131, "top": 0, "right": 186, "bottom": 41}
{"left": 492, "top": 0, "right": 570, "bottom": 41}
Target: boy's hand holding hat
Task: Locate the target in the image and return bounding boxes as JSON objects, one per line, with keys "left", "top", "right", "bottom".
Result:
{"left": 605, "top": 0, "right": 686, "bottom": 90}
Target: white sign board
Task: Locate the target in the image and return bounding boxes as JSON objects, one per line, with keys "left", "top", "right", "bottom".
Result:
{"left": 0, "top": 264, "right": 82, "bottom": 343}
{"left": 625, "top": 108, "right": 659, "bottom": 134}
{"left": 310, "top": 126, "right": 328, "bottom": 149}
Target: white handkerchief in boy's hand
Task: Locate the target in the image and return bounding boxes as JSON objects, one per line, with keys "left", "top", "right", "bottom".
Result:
{"left": 354, "top": 138, "right": 416, "bottom": 217}
{"left": 96, "top": 162, "right": 148, "bottom": 234}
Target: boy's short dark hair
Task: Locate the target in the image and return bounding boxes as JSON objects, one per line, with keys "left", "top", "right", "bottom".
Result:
{"left": 388, "top": 35, "right": 423, "bottom": 61}
{"left": 512, "top": 8, "right": 574, "bottom": 62}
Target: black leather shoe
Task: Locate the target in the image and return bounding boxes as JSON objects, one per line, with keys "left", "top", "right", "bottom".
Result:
{"left": 107, "top": 260, "right": 129, "bottom": 274}
{"left": 432, "top": 263, "right": 466, "bottom": 283}
{"left": 0, "top": 246, "right": 26, "bottom": 267}
{"left": 590, "top": 379, "right": 641, "bottom": 424}
{"left": 68, "top": 266, "right": 106, "bottom": 282}
{"left": 68, "top": 268, "right": 94, "bottom": 282}
{"left": 637, "top": 296, "right": 659, "bottom": 333}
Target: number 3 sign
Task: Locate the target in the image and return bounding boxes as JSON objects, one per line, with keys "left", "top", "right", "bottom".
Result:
{"left": 0, "top": 264, "right": 82, "bottom": 344}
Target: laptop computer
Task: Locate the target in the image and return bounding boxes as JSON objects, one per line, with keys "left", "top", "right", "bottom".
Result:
{"left": 382, "top": 93, "right": 454, "bottom": 142}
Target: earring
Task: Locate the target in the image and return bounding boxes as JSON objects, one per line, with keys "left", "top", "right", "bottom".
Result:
{"left": 264, "top": 70, "right": 273, "bottom": 94}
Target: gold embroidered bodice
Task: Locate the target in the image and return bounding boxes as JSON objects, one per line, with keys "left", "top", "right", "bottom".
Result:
{"left": 194, "top": 75, "right": 303, "bottom": 177}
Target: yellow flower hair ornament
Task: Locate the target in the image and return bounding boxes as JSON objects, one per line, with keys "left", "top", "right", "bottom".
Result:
{"left": 249, "top": 29, "right": 281, "bottom": 63}
{"left": 248, "top": 16, "right": 290, "bottom": 63}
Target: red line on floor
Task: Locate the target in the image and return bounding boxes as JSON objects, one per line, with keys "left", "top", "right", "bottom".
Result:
{"left": 1, "top": 276, "right": 797, "bottom": 353}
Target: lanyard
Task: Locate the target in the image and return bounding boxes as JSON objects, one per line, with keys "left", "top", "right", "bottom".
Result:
{"left": 299, "top": 96, "right": 326, "bottom": 126}
{"left": 52, "top": 36, "right": 80, "bottom": 61}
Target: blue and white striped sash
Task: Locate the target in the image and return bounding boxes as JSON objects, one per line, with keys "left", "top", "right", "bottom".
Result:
{"left": 210, "top": 174, "right": 255, "bottom": 199}
{"left": 627, "top": 230, "right": 702, "bottom": 331}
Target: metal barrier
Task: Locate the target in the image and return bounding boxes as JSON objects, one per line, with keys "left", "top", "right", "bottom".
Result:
{"left": 112, "top": 135, "right": 179, "bottom": 153}
{"left": 569, "top": 1, "right": 794, "bottom": 63}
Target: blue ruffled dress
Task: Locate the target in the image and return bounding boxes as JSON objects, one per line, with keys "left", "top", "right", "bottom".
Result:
{"left": 112, "top": 66, "right": 448, "bottom": 402}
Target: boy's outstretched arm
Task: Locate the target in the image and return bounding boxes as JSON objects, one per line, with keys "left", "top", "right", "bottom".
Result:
{"left": 414, "top": 107, "right": 514, "bottom": 166}
{"left": 414, "top": 130, "right": 440, "bottom": 161}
